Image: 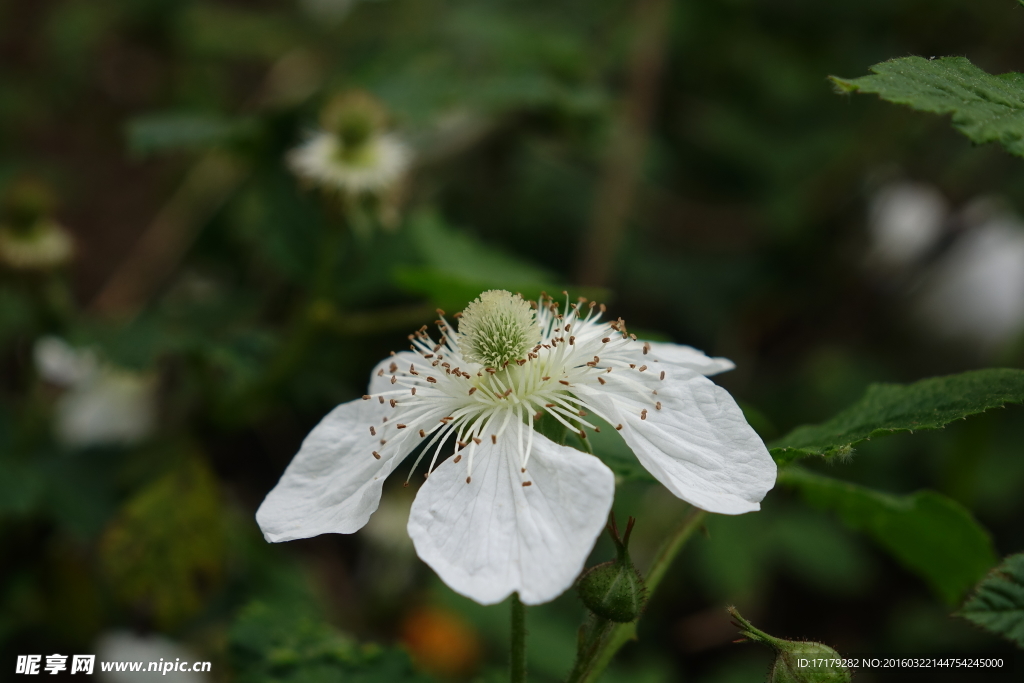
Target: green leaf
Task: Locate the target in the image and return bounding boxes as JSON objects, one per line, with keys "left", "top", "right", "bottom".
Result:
{"left": 230, "top": 601, "right": 433, "bottom": 683}
{"left": 99, "top": 456, "right": 226, "bottom": 628}
{"left": 126, "top": 112, "right": 254, "bottom": 157}
{"left": 393, "top": 211, "right": 607, "bottom": 311}
{"left": 957, "top": 553, "right": 1024, "bottom": 649}
{"left": 781, "top": 468, "right": 997, "bottom": 605}
{"left": 830, "top": 56, "right": 1024, "bottom": 158}
{"left": 770, "top": 369, "right": 1024, "bottom": 464}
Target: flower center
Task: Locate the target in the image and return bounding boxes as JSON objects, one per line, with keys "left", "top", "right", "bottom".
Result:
{"left": 457, "top": 291, "right": 541, "bottom": 369}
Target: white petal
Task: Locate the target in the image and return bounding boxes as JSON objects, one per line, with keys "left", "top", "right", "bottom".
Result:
{"left": 407, "top": 433, "right": 615, "bottom": 605}
{"left": 580, "top": 372, "right": 775, "bottom": 514}
{"left": 368, "top": 351, "right": 424, "bottom": 394}
{"left": 643, "top": 340, "right": 735, "bottom": 376}
{"left": 256, "top": 398, "right": 417, "bottom": 542}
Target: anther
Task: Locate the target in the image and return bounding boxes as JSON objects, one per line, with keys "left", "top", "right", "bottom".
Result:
{"left": 602, "top": 337, "right": 610, "bottom": 343}
{"left": 362, "top": 395, "right": 371, "bottom": 400}
{"left": 389, "top": 362, "right": 398, "bottom": 373}
{"left": 426, "top": 377, "right": 437, "bottom": 383}
{"left": 372, "top": 451, "right": 381, "bottom": 459}
{"left": 559, "top": 380, "right": 570, "bottom": 386}
{"left": 629, "top": 364, "right": 636, "bottom": 369}
{"left": 542, "top": 376, "right": 551, "bottom": 381}
{"left": 468, "top": 387, "right": 477, "bottom": 395}
{"left": 656, "top": 402, "right": 662, "bottom": 410}
{"left": 409, "top": 365, "right": 418, "bottom": 375}
{"left": 397, "top": 424, "right": 407, "bottom": 429}
{"left": 380, "top": 439, "right": 387, "bottom": 444}
{"left": 377, "top": 369, "right": 384, "bottom": 377}
{"left": 378, "top": 396, "right": 385, "bottom": 404}
{"left": 419, "top": 429, "right": 426, "bottom": 437}
{"left": 411, "top": 388, "right": 417, "bottom": 395}
{"left": 598, "top": 377, "right": 606, "bottom": 384}
{"left": 391, "top": 375, "right": 397, "bottom": 384}
{"left": 521, "top": 467, "right": 526, "bottom": 473}
{"left": 660, "top": 371, "right": 666, "bottom": 380}
{"left": 569, "top": 336, "right": 575, "bottom": 345}
{"left": 616, "top": 424, "right": 623, "bottom": 430}
{"left": 594, "top": 427, "right": 601, "bottom": 433}
{"left": 491, "top": 435, "right": 497, "bottom": 444}
{"left": 369, "top": 426, "right": 376, "bottom": 436}
{"left": 638, "top": 365, "right": 647, "bottom": 372}
{"left": 473, "top": 437, "right": 481, "bottom": 445}
{"left": 630, "top": 334, "right": 637, "bottom": 341}
{"left": 641, "top": 409, "right": 648, "bottom": 420}
{"left": 578, "top": 430, "right": 586, "bottom": 439}
{"left": 390, "top": 399, "right": 397, "bottom": 408}
{"left": 466, "top": 476, "right": 472, "bottom": 484}
{"left": 643, "top": 342, "right": 651, "bottom": 355}
{"left": 578, "top": 410, "right": 588, "bottom": 416}
{"left": 440, "top": 416, "right": 453, "bottom": 423}
{"left": 522, "top": 481, "right": 532, "bottom": 487}
{"left": 454, "top": 454, "right": 462, "bottom": 463}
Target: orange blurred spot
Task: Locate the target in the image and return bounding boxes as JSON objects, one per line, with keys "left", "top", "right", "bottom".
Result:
{"left": 400, "top": 605, "right": 481, "bottom": 678}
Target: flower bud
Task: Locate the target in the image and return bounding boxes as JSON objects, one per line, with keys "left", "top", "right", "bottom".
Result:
{"left": 728, "top": 607, "right": 850, "bottom": 683}
{"left": 577, "top": 515, "right": 646, "bottom": 623}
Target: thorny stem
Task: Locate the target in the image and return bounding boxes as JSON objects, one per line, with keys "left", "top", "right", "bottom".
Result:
{"left": 566, "top": 506, "right": 707, "bottom": 683}
{"left": 511, "top": 593, "right": 527, "bottom": 683}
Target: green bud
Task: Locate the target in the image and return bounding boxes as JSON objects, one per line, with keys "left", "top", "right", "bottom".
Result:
{"left": 319, "top": 91, "right": 388, "bottom": 164}
{"left": 577, "top": 515, "right": 646, "bottom": 623}
{"left": 728, "top": 607, "right": 850, "bottom": 683}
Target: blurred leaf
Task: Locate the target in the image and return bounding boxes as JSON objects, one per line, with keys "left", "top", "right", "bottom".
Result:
{"left": 178, "top": 6, "right": 302, "bottom": 61}
{"left": 0, "top": 287, "right": 32, "bottom": 346}
{"left": 771, "top": 369, "right": 1024, "bottom": 464}
{"left": 230, "top": 600, "right": 433, "bottom": 682}
{"left": 957, "top": 553, "right": 1024, "bottom": 649}
{"left": 781, "top": 468, "right": 997, "bottom": 605}
{"left": 100, "top": 456, "right": 226, "bottom": 628}
{"left": 831, "top": 56, "right": 1024, "bottom": 158}
{"left": 393, "top": 211, "right": 606, "bottom": 311}
{"left": 126, "top": 113, "right": 256, "bottom": 157}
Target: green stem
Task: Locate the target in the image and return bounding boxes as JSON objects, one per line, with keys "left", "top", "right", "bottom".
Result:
{"left": 566, "top": 506, "right": 707, "bottom": 683}
{"left": 565, "top": 616, "right": 612, "bottom": 683}
{"left": 511, "top": 593, "right": 527, "bottom": 683}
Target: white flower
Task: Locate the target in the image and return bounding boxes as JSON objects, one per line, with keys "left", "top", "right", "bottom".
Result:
{"left": 0, "top": 218, "right": 73, "bottom": 270}
{"left": 34, "top": 337, "right": 157, "bottom": 448}
{"left": 917, "top": 209, "right": 1024, "bottom": 350}
{"left": 257, "top": 291, "right": 776, "bottom": 605}
{"left": 287, "top": 130, "right": 410, "bottom": 194}
{"left": 867, "top": 180, "right": 947, "bottom": 268}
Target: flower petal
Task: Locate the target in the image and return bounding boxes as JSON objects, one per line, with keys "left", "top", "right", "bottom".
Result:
{"left": 580, "top": 371, "right": 775, "bottom": 514}
{"left": 407, "top": 433, "right": 615, "bottom": 605}
{"left": 256, "top": 398, "right": 417, "bottom": 542}
{"left": 643, "top": 340, "right": 735, "bottom": 376}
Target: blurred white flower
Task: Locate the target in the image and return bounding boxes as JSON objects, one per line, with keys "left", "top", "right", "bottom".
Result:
{"left": 96, "top": 631, "right": 209, "bottom": 683}
{"left": 257, "top": 291, "right": 775, "bottom": 605}
{"left": 0, "top": 218, "right": 73, "bottom": 270}
{"left": 288, "top": 91, "right": 411, "bottom": 196}
{"left": 867, "top": 180, "right": 947, "bottom": 268}
{"left": 288, "top": 131, "right": 410, "bottom": 194}
{"left": 917, "top": 206, "right": 1024, "bottom": 350}
{"left": 34, "top": 337, "right": 156, "bottom": 448}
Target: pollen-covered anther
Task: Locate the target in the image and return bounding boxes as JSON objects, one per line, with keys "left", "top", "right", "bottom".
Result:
{"left": 522, "top": 481, "right": 532, "bottom": 487}
{"left": 454, "top": 454, "right": 462, "bottom": 463}
{"left": 641, "top": 409, "right": 648, "bottom": 420}
{"left": 638, "top": 365, "right": 647, "bottom": 372}
{"left": 372, "top": 451, "right": 381, "bottom": 459}
{"left": 369, "top": 426, "right": 376, "bottom": 436}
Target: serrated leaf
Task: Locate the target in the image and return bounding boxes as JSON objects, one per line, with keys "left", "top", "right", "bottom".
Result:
{"left": 958, "top": 553, "right": 1024, "bottom": 648}
{"left": 830, "top": 56, "right": 1024, "bottom": 158}
{"left": 230, "top": 601, "right": 433, "bottom": 682}
{"left": 781, "top": 468, "right": 996, "bottom": 605}
{"left": 770, "top": 369, "right": 1024, "bottom": 464}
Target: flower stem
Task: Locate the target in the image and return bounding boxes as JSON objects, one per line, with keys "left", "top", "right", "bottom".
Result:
{"left": 510, "top": 593, "right": 527, "bottom": 683}
{"left": 566, "top": 506, "right": 707, "bottom": 683}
